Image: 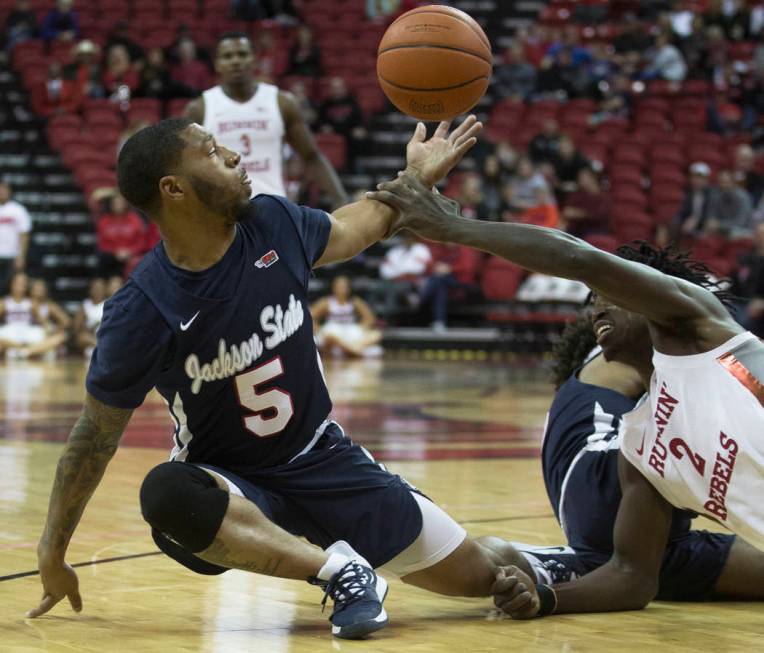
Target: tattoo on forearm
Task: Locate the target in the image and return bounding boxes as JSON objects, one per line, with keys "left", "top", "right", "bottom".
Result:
{"left": 40, "top": 396, "right": 132, "bottom": 554}
{"left": 199, "top": 538, "right": 283, "bottom": 576}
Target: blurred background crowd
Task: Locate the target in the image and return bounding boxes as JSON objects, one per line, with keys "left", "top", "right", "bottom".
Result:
{"left": 1, "top": 0, "right": 764, "bottom": 361}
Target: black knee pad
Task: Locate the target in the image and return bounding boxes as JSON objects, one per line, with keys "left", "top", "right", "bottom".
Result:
{"left": 140, "top": 462, "right": 229, "bottom": 553}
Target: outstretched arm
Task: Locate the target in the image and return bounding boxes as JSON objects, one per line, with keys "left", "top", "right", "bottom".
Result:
{"left": 369, "top": 176, "right": 731, "bottom": 327}
{"left": 494, "top": 453, "right": 671, "bottom": 618}
{"left": 29, "top": 393, "right": 132, "bottom": 618}
{"left": 316, "top": 118, "right": 482, "bottom": 267}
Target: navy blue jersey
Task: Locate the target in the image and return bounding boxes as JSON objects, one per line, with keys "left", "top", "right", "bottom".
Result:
{"left": 86, "top": 195, "right": 333, "bottom": 474}
{"left": 542, "top": 369, "right": 636, "bottom": 522}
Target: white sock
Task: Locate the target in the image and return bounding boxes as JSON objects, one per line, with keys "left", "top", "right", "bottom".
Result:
{"left": 317, "top": 552, "right": 352, "bottom": 582}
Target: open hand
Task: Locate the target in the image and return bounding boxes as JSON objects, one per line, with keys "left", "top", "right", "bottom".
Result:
{"left": 491, "top": 565, "right": 540, "bottom": 620}
{"left": 367, "top": 174, "right": 463, "bottom": 240}
{"left": 26, "top": 560, "right": 83, "bottom": 618}
{"left": 404, "top": 116, "right": 483, "bottom": 187}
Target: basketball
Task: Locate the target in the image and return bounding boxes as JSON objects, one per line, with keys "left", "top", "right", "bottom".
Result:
{"left": 376, "top": 5, "right": 493, "bottom": 121}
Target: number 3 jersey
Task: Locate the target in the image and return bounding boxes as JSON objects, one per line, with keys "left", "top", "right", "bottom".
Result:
{"left": 86, "top": 195, "right": 332, "bottom": 475}
{"left": 620, "top": 331, "right": 764, "bottom": 550}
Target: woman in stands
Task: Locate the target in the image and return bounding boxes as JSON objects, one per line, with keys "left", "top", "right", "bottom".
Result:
{"left": 72, "top": 277, "right": 107, "bottom": 359}
{"left": 29, "top": 278, "right": 70, "bottom": 359}
{"left": 311, "top": 275, "right": 382, "bottom": 358}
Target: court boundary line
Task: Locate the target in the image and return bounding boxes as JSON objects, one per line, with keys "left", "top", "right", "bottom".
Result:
{"left": 0, "top": 551, "right": 162, "bottom": 583}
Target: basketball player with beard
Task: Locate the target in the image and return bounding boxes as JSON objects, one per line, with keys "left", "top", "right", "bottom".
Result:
{"left": 185, "top": 32, "right": 347, "bottom": 207}
{"left": 369, "top": 175, "right": 764, "bottom": 619}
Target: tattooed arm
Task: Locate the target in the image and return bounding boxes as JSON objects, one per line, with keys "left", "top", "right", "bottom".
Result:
{"left": 27, "top": 392, "right": 132, "bottom": 618}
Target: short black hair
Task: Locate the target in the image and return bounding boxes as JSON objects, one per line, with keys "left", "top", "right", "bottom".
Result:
{"left": 216, "top": 31, "right": 252, "bottom": 52}
{"left": 117, "top": 118, "right": 192, "bottom": 217}
{"left": 615, "top": 241, "right": 736, "bottom": 312}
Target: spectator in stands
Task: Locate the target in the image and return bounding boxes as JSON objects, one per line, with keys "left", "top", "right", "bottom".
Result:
{"left": 705, "top": 0, "right": 748, "bottom": 41}
{"left": 366, "top": 0, "right": 400, "bottom": 19}
{"left": 740, "top": 66, "right": 764, "bottom": 130}
{"left": 102, "top": 44, "right": 140, "bottom": 98}
{"left": 456, "top": 173, "right": 486, "bottom": 220}
{"left": 318, "top": 77, "right": 367, "bottom": 169}
{"left": 138, "top": 48, "right": 196, "bottom": 101}
{"left": 106, "top": 274, "right": 123, "bottom": 297}
{"left": 494, "top": 43, "right": 536, "bottom": 100}
{"left": 421, "top": 243, "right": 481, "bottom": 331}
{"left": 171, "top": 38, "right": 212, "bottom": 95}
{"left": 34, "top": 61, "right": 82, "bottom": 116}
{"left": 591, "top": 73, "right": 634, "bottom": 125}
{"left": 643, "top": 30, "right": 688, "bottom": 82}
{"left": 546, "top": 25, "right": 593, "bottom": 68}
{"left": 0, "top": 181, "right": 31, "bottom": 294}
{"left": 707, "top": 168, "right": 754, "bottom": 237}
{"left": 29, "top": 278, "right": 70, "bottom": 359}
{"left": 377, "top": 231, "right": 432, "bottom": 319}
{"left": 536, "top": 48, "right": 589, "bottom": 98}
{"left": 0, "top": 272, "right": 47, "bottom": 360}
{"left": 40, "top": 0, "right": 79, "bottom": 43}
{"left": 105, "top": 20, "right": 143, "bottom": 63}
{"left": 560, "top": 168, "right": 612, "bottom": 238}
{"left": 73, "top": 277, "right": 106, "bottom": 359}
{"left": 4, "top": 0, "right": 37, "bottom": 51}
{"left": 253, "top": 30, "right": 280, "bottom": 82}
{"left": 552, "top": 134, "right": 589, "bottom": 195}
{"left": 311, "top": 275, "right": 382, "bottom": 358}
{"left": 731, "top": 221, "right": 764, "bottom": 336}
{"left": 287, "top": 79, "right": 317, "bottom": 127}
{"left": 734, "top": 144, "right": 764, "bottom": 205}
{"left": 479, "top": 155, "right": 506, "bottom": 221}
{"left": 506, "top": 156, "right": 553, "bottom": 212}
{"left": 528, "top": 119, "right": 561, "bottom": 164}
{"left": 671, "top": 161, "right": 717, "bottom": 238}
{"left": 64, "top": 40, "right": 104, "bottom": 99}
{"left": 613, "top": 14, "right": 653, "bottom": 75}
{"left": 288, "top": 25, "right": 322, "bottom": 77}
{"left": 96, "top": 193, "right": 147, "bottom": 277}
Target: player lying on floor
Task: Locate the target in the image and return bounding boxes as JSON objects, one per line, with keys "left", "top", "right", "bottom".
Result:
{"left": 27, "top": 116, "right": 540, "bottom": 640}
{"left": 368, "top": 174, "right": 764, "bottom": 619}
{"left": 481, "top": 313, "right": 764, "bottom": 606}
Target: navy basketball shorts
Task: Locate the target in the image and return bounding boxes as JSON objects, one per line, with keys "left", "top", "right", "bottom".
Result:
{"left": 152, "top": 422, "right": 466, "bottom": 577}
{"left": 543, "top": 449, "right": 735, "bottom": 601}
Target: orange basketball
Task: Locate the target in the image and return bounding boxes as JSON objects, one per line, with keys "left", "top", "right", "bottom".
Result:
{"left": 377, "top": 5, "right": 493, "bottom": 122}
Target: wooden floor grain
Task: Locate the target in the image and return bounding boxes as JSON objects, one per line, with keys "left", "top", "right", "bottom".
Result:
{"left": 0, "top": 357, "right": 758, "bottom": 652}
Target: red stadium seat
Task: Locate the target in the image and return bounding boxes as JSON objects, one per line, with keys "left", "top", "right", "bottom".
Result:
{"left": 609, "top": 165, "right": 643, "bottom": 187}
{"left": 611, "top": 145, "right": 646, "bottom": 167}
{"left": 315, "top": 133, "right": 347, "bottom": 170}
{"left": 650, "top": 144, "right": 686, "bottom": 167}
{"left": 481, "top": 257, "right": 525, "bottom": 301}
{"left": 612, "top": 187, "right": 648, "bottom": 208}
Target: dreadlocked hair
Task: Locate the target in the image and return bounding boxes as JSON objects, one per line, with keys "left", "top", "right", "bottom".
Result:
{"left": 550, "top": 316, "right": 598, "bottom": 390}
{"left": 615, "top": 241, "right": 737, "bottom": 313}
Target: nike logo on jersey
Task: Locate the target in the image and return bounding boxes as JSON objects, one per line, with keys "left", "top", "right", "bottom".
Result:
{"left": 255, "top": 250, "right": 279, "bottom": 268}
{"left": 636, "top": 431, "right": 646, "bottom": 455}
{"left": 180, "top": 311, "right": 201, "bottom": 331}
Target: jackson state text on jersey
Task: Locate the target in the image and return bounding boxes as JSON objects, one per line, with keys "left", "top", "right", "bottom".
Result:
{"left": 85, "top": 195, "right": 332, "bottom": 475}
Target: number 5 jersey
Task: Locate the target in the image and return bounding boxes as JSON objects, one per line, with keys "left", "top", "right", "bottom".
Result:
{"left": 86, "top": 195, "right": 333, "bottom": 476}
{"left": 620, "top": 331, "right": 764, "bottom": 550}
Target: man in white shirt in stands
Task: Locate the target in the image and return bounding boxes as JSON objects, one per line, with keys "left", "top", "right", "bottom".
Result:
{"left": 0, "top": 182, "right": 31, "bottom": 293}
{"left": 377, "top": 231, "right": 432, "bottom": 320}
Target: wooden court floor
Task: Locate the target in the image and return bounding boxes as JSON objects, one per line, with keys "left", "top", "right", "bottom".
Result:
{"left": 1, "top": 357, "right": 760, "bottom": 652}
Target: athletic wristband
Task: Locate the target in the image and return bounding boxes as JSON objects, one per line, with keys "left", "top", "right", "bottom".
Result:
{"left": 536, "top": 584, "right": 557, "bottom": 617}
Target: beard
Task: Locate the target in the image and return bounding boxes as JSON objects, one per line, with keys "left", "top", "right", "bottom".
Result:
{"left": 190, "top": 173, "right": 253, "bottom": 223}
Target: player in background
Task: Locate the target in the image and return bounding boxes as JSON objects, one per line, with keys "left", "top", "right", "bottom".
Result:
{"left": 368, "top": 175, "right": 764, "bottom": 618}
{"left": 27, "top": 116, "right": 541, "bottom": 640}
{"left": 482, "top": 314, "right": 764, "bottom": 605}
{"left": 185, "top": 33, "right": 347, "bottom": 208}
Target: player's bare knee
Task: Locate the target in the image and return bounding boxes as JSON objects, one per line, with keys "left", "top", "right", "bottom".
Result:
{"left": 140, "top": 462, "right": 230, "bottom": 553}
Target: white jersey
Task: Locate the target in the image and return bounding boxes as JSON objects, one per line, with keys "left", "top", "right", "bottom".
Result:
{"left": 621, "top": 331, "right": 764, "bottom": 550}
{"left": 202, "top": 83, "right": 285, "bottom": 197}
{"left": 3, "top": 297, "right": 33, "bottom": 325}
{"left": 327, "top": 297, "right": 356, "bottom": 325}
{"left": 82, "top": 298, "right": 104, "bottom": 332}
{"left": 0, "top": 200, "right": 32, "bottom": 259}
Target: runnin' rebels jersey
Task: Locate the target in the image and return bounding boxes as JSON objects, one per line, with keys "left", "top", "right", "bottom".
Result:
{"left": 86, "top": 195, "right": 332, "bottom": 475}
{"left": 621, "top": 331, "right": 764, "bottom": 550}
{"left": 202, "top": 83, "right": 285, "bottom": 197}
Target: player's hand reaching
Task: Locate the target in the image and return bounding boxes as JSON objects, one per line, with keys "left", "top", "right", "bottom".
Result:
{"left": 367, "top": 173, "right": 462, "bottom": 241}
{"left": 491, "top": 566, "right": 541, "bottom": 620}
{"left": 403, "top": 115, "right": 482, "bottom": 187}
{"left": 26, "top": 559, "right": 83, "bottom": 618}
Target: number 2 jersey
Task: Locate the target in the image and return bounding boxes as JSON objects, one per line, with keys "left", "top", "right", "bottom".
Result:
{"left": 620, "top": 331, "right": 764, "bottom": 550}
{"left": 85, "top": 195, "right": 332, "bottom": 476}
